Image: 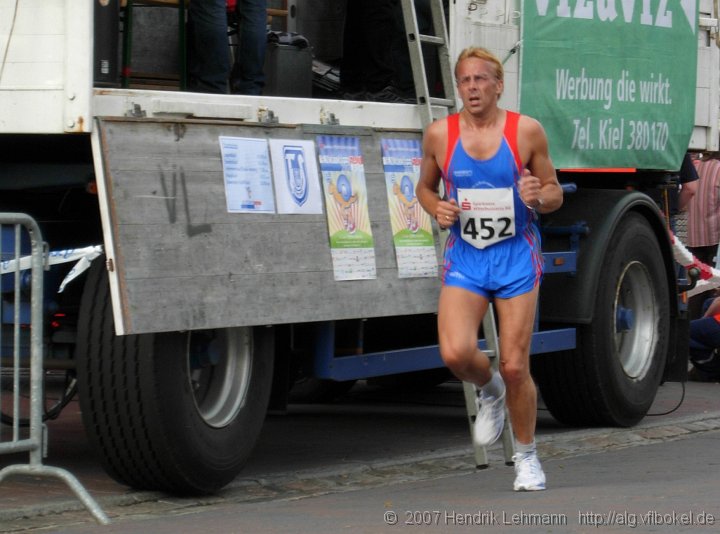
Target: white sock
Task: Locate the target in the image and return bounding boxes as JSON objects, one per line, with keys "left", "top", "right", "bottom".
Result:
{"left": 480, "top": 372, "right": 505, "bottom": 400}
{"left": 515, "top": 440, "right": 537, "bottom": 457}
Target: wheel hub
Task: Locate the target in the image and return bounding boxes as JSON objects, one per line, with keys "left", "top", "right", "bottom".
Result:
{"left": 187, "top": 328, "right": 253, "bottom": 428}
{"left": 614, "top": 261, "right": 657, "bottom": 380}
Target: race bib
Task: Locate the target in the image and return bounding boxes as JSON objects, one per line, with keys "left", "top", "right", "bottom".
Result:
{"left": 458, "top": 187, "right": 515, "bottom": 249}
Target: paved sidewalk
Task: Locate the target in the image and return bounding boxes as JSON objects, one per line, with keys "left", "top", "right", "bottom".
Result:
{"left": 0, "top": 380, "right": 718, "bottom": 530}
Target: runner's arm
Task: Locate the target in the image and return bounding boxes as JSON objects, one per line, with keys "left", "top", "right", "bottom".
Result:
{"left": 417, "top": 121, "right": 460, "bottom": 227}
{"left": 520, "top": 117, "right": 563, "bottom": 215}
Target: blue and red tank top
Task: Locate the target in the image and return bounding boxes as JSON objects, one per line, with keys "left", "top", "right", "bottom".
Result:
{"left": 441, "top": 110, "right": 537, "bottom": 246}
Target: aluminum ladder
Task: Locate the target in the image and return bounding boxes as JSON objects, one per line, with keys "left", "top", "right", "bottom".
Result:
{"left": 399, "top": 0, "right": 515, "bottom": 467}
{"left": 399, "top": 0, "right": 457, "bottom": 126}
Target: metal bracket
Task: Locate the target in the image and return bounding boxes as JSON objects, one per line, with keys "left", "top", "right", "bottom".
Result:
{"left": 125, "top": 103, "right": 146, "bottom": 118}
{"left": 320, "top": 111, "right": 340, "bottom": 126}
{"left": 258, "top": 108, "right": 279, "bottom": 125}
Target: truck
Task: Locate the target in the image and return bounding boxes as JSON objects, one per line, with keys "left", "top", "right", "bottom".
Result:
{"left": 0, "top": 0, "right": 716, "bottom": 495}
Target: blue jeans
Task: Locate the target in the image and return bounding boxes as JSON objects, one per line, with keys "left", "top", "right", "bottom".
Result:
{"left": 188, "top": 0, "right": 231, "bottom": 93}
{"left": 230, "top": 0, "right": 267, "bottom": 95}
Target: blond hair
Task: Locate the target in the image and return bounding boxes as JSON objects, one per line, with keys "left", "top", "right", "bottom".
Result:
{"left": 454, "top": 47, "right": 504, "bottom": 82}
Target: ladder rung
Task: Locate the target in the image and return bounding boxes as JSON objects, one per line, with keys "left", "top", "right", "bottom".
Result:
{"left": 400, "top": 0, "right": 456, "bottom": 126}
{"left": 428, "top": 97, "right": 455, "bottom": 107}
{"left": 418, "top": 34, "right": 445, "bottom": 46}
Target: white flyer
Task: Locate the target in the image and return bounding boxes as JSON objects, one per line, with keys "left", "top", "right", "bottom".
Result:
{"left": 219, "top": 136, "right": 275, "bottom": 213}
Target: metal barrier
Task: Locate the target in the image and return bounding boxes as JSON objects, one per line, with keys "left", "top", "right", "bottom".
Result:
{"left": 0, "top": 213, "right": 109, "bottom": 525}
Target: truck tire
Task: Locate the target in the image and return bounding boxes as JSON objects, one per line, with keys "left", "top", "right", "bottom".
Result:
{"left": 75, "top": 259, "right": 274, "bottom": 494}
{"left": 533, "top": 212, "right": 669, "bottom": 427}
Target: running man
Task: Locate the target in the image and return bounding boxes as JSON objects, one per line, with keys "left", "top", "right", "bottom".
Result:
{"left": 416, "top": 47, "right": 563, "bottom": 491}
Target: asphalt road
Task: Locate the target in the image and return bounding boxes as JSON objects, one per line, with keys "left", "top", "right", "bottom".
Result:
{"left": 1, "top": 379, "right": 719, "bottom": 532}
{"left": 56, "top": 429, "right": 720, "bottom": 533}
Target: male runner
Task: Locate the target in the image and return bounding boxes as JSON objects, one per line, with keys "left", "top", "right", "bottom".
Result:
{"left": 416, "top": 47, "right": 563, "bottom": 491}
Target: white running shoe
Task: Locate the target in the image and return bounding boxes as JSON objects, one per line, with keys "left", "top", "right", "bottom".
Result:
{"left": 513, "top": 452, "right": 546, "bottom": 491}
{"left": 473, "top": 390, "right": 506, "bottom": 446}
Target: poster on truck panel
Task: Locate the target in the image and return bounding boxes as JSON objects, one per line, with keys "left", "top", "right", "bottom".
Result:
{"left": 268, "top": 139, "right": 323, "bottom": 214}
{"left": 520, "top": 0, "right": 698, "bottom": 170}
{"left": 317, "top": 135, "right": 377, "bottom": 280}
{"left": 380, "top": 138, "right": 438, "bottom": 278}
{"left": 219, "top": 136, "right": 275, "bottom": 213}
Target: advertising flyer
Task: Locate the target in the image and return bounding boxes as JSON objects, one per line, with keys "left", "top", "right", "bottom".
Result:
{"left": 316, "top": 135, "right": 377, "bottom": 280}
{"left": 381, "top": 138, "right": 438, "bottom": 278}
{"left": 219, "top": 136, "right": 275, "bottom": 213}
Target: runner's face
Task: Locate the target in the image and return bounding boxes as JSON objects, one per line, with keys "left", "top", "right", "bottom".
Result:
{"left": 456, "top": 58, "right": 503, "bottom": 113}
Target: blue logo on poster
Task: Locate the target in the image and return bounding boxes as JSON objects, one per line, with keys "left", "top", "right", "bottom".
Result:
{"left": 400, "top": 175, "right": 414, "bottom": 202}
{"left": 336, "top": 174, "right": 352, "bottom": 201}
{"left": 283, "top": 145, "right": 308, "bottom": 206}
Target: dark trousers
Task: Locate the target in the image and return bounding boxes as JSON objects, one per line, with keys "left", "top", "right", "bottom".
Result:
{"left": 689, "top": 298, "right": 720, "bottom": 377}
{"left": 188, "top": 0, "right": 266, "bottom": 95}
{"left": 230, "top": 0, "right": 267, "bottom": 95}
{"left": 188, "top": 0, "right": 231, "bottom": 93}
{"left": 341, "top": 0, "right": 396, "bottom": 92}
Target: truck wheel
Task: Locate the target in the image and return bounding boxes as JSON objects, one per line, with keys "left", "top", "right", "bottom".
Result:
{"left": 534, "top": 213, "right": 669, "bottom": 427}
{"left": 75, "top": 259, "right": 273, "bottom": 494}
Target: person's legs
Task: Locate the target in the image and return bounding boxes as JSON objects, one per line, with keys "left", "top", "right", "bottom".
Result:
{"left": 438, "top": 285, "right": 506, "bottom": 446}
{"left": 690, "top": 316, "right": 720, "bottom": 353}
{"left": 494, "top": 286, "right": 539, "bottom": 445}
{"left": 689, "top": 316, "right": 720, "bottom": 378}
{"left": 187, "top": 0, "right": 230, "bottom": 93}
{"left": 494, "top": 286, "right": 546, "bottom": 491}
{"left": 356, "top": 0, "right": 396, "bottom": 93}
{"left": 340, "top": 1, "right": 367, "bottom": 95}
{"left": 231, "top": 0, "right": 267, "bottom": 95}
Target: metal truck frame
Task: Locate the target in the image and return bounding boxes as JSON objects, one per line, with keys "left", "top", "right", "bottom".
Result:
{"left": 1, "top": 0, "right": 717, "bottom": 494}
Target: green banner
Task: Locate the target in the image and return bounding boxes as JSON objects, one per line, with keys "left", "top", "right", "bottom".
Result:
{"left": 520, "top": 0, "right": 698, "bottom": 170}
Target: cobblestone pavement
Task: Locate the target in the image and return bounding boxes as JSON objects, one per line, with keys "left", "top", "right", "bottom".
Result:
{"left": 0, "top": 381, "right": 718, "bottom": 531}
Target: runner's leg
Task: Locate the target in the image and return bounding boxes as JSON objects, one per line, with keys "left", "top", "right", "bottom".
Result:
{"left": 494, "top": 286, "right": 539, "bottom": 444}
{"left": 437, "top": 286, "right": 492, "bottom": 385}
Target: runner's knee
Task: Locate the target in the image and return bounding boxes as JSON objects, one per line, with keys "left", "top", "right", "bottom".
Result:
{"left": 499, "top": 358, "right": 530, "bottom": 387}
{"left": 440, "top": 339, "right": 480, "bottom": 375}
